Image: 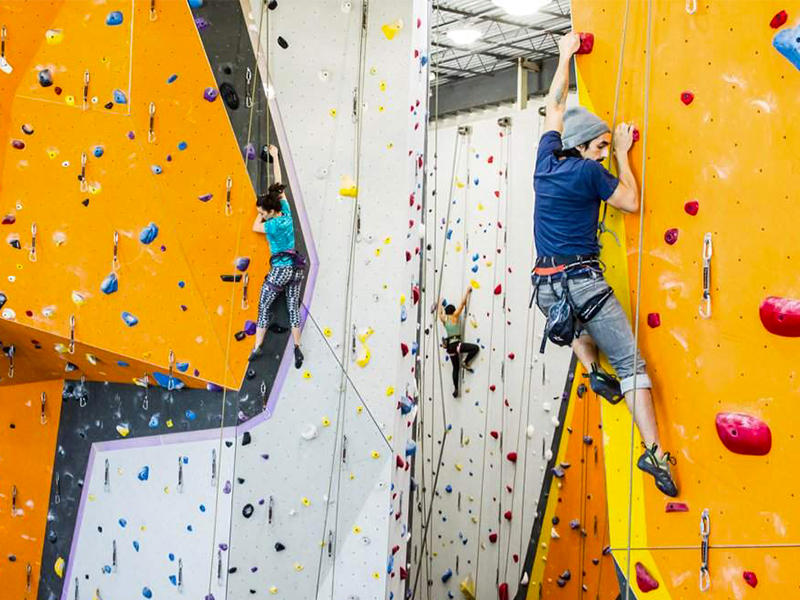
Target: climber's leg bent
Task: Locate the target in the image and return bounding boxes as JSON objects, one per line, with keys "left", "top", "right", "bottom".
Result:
{"left": 461, "top": 342, "right": 479, "bottom": 371}
{"left": 572, "top": 333, "right": 599, "bottom": 371}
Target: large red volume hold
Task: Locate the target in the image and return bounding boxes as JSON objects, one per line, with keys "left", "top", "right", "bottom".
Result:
{"left": 715, "top": 413, "right": 772, "bottom": 456}
{"left": 759, "top": 296, "right": 800, "bottom": 337}
{"left": 577, "top": 32, "right": 594, "bottom": 54}
{"left": 635, "top": 562, "right": 659, "bottom": 592}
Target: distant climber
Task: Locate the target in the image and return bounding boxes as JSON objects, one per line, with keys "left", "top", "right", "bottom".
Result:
{"left": 250, "top": 144, "right": 306, "bottom": 369}
{"left": 530, "top": 32, "right": 678, "bottom": 497}
{"left": 439, "top": 286, "right": 479, "bottom": 398}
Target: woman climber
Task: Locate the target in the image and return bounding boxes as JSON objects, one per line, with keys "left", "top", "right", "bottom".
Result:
{"left": 439, "top": 286, "right": 479, "bottom": 398}
{"left": 250, "top": 144, "right": 306, "bottom": 369}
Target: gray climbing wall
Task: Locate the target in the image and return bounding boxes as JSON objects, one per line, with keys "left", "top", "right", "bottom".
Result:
{"left": 412, "top": 101, "right": 576, "bottom": 600}
{"left": 223, "top": 1, "right": 427, "bottom": 599}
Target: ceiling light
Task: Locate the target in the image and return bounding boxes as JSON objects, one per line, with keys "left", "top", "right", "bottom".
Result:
{"left": 492, "top": 0, "right": 550, "bottom": 16}
{"left": 447, "top": 28, "right": 482, "bottom": 46}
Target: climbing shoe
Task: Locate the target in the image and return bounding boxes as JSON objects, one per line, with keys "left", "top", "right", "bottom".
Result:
{"left": 268, "top": 323, "right": 290, "bottom": 334}
{"left": 637, "top": 444, "right": 678, "bottom": 497}
{"left": 453, "top": 386, "right": 460, "bottom": 399}
{"left": 294, "top": 346, "right": 304, "bottom": 369}
{"left": 585, "top": 364, "right": 624, "bottom": 404}
{"left": 248, "top": 346, "right": 263, "bottom": 362}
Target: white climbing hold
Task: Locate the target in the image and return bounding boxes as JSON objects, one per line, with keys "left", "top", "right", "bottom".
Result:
{"left": 526, "top": 424, "right": 535, "bottom": 439}
{"left": 520, "top": 572, "right": 529, "bottom": 585}
{"left": 301, "top": 424, "right": 319, "bottom": 440}
{"left": 542, "top": 401, "right": 551, "bottom": 412}
{"left": 545, "top": 449, "right": 553, "bottom": 461}
{"left": 550, "top": 527, "right": 560, "bottom": 539}
{"left": 551, "top": 416, "right": 560, "bottom": 427}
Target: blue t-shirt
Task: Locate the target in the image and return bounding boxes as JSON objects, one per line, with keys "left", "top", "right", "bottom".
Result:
{"left": 264, "top": 197, "right": 295, "bottom": 266}
{"left": 533, "top": 131, "right": 619, "bottom": 257}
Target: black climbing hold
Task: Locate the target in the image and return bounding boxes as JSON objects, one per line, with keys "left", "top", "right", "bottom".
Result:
{"left": 552, "top": 467, "right": 565, "bottom": 479}
{"left": 8, "top": 239, "right": 21, "bottom": 250}
{"left": 228, "top": 567, "right": 237, "bottom": 574}
{"left": 8, "top": 554, "right": 16, "bottom": 562}
{"left": 0, "top": 293, "right": 6, "bottom": 309}
{"left": 592, "top": 558, "right": 599, "bottom": 565}
{"left": 267, "top": 0, "right": 277, "bottom": 9}
{"left": 234, "top": 331, "right": 246, "bottom": 342}
{"left": 219, "top": 82, "right": 239, "bottom": 110}
{"left": 222, "top": 64, "right": 233, "bottom": 75}
{"left": 104, "top": 102, "right": 113, "bottom": 110}
{"left": 237, "top": 477, "right": 245, "bottom": 484}
{"left": 560, "top": 570, "right": 571, "bottom": 581}
{"left": 242, "top": 432, "right": 252, "bottom": 446}
{"left": 220, "top": 274, "right": 242, "bottom": 283}
{"left": 577, "top": 383, "right": 587, "bottom": 398}
{"left": 274, "top": 542, "right": 286, "bottom": 552}
{"left": 551, "top": 516, "right": 559, "bottom": 525}
{"left": 9, "top": 423, "right": 14, "bottom": 429}
{"left": 21, "top": 124, "right": 34, "bottom": 135}
{"left": 225, "top": 441, "right": 233, "bottom": 448}
{"left": 559, "top": 462, "right": 571, "bottom": 469}
{"left": 242, "top": 503, "right": 254, "bottom": 518}
{"left": 246, "top": 369, "right": 256, "bottom": 380}
{"left": 48, "top": 530, "right": 58, "bottom": 543}
{"left": 583, "top": 435, "right": 593, "bottom": 445}
{"left": 602, "top": 545, "right": 611, "bottom": 555}
{"left": 82, "top": 199, "right": 90, "bottom": 207}
{"left": 556, "top": 578, "right": 566, "bottom": 588}
{"left": 277, "top": 36, "right": 289, "bottom": 49}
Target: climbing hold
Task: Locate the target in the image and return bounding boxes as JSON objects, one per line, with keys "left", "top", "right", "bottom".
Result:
{"left": 460, "top": 575, "right": 476, "bottom": 600}
{"left": 498, "top": 582, "right": 509, "bottom": 600}
{"left": 759, "top": 296, "right": 800, "bottom": 336}
{"left": 151, "top": 165, "right": 162, "bottom": 175}
{"left": 140, "top": 223, "right": 159, "bottom": 244}
{"left": 635, "top": 562, "right": 659, "bottom": 592}
{"left": 116, "top": 424, "right": 130, "bottom": 437}
{"left": 526, "top": 424, "right": 535, "bottom": 439}
{"left": 188, "top": 0, "right": 203, "bottom": 7}
{"left": 743, "top": 571, "right": 758, "bottom": 588}
{"left": 203, "top": 87, "right": 219, "bottom": 102}
{"left": 10, "top": 139, "right": 24, "bottom": 150}
{"left": 101, "top": 273, "right": 118, "bottom": 294}
{"left": 715, "top": 412, "right": 772, "bottom": 455}
{"left": 198, "top": 193, "right": 213, "bottom": 202}
{"left": 45, "top": 29, "right": 64, "bottom": 44}
{"left": 381, "top": 21, "right": 402, "bottom": 40}
{"left": 552, "top": 466, "right": 565, "bottom": 478}
{"left": 632, "top": 128, "right": 640, "bottom": 142}
{"left": 771, "top": 10, "right": 788, "bottom": 28}
{"left": 138, "top": 466, "right": 150, "bottom": 481}
{"left": 664, "top": 228, "right": 678, "bottom": 245}
{"left": 121, "top": 312, "right": 139, "bottom": 327}
{"left": 494, "top": 284, "right": 502, "bottom": 295}
{"left": 506, "top": 452, "right": 517, "bottom": 463}
{"left": 684, "top": 200, "right": 699, "bottom": 215}
{"left": 503, "top": 510, "right": 512, "bottom": 521}
{"left": 489, "top": 384, "right": 496, "bottom": 392}
{"left": 113, "top": 89, "right": 128, "bottom": 104}
{"left": 38, "top": 69, "right": 53, "bottom": 87}
{"left": 665, "top": 502, "right": 689, "bottom": 513}
{"left": 647, "top": 313, "right": 660, "bottom": 328}
{"left": 242, "top": 503, "right": 254, "bottom": 518}
{"left": 490, "top": 430, "right": 499, "bottom": 439}
{"left": 301, "top": 424, "right": 318, "bottom": 440}
{"left": 488, "top": 532, "right": 498, "bottom": 543}
{"left": 242, "top": 431, "right": 252, "bottom": 446}
{"left": 371, "top": 451, "right": 380, "bottom": 459}
{"left": 106, "top": 11, "right": 124, "bottom": 25}
{"left": 276, "top": 36, "right": 289, "bottom": 49}
{"left": 400, "top": 342, "right": 409, "bottom": 356}
{"left": 235, "top": 257, "right": 250, "bottom": 272}
{"left": 441, "top": 568, "right": 453, "bottom": 583}
{"left": 680, "top": 91, "right": 694, "bottom": 105}
{"left": 395, "top": 455, "right": 405, "bottom": 468}
{"left": 576, "top": 32, "right": 594, "bottom": 54}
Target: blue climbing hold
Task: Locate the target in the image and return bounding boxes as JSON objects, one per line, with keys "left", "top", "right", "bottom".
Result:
{"left": 178, "top": 281, "right": 185, "bottom": 288}
{"left": 442, "top": 568, "right": 453, "bottom": 583}
{"left": 399, "top": 396, "right": 413, "bottom": 415}
{"left": 472, "top": 253, "right": 479, "bottom": 261}
{"left": 139, "top": 222, "right": 159, "bottom": 244}
{"left": 198, "top": 193, "right": 213, "bottom": 202}
{"left": 103, "top": 565, "right": 112, "bottom": 574}
{"left": 169, "top": 575, "right": 177, "bottom": 586}
{"left": 101, "top": 272, "right": 118, "bottom": 294}
{"left": 400, "top": 305, "right": 407, "bottom": 322}
{"left": 235, "top": 257, "right": 250, "bottom": 272}
{"left": 421, "top": 55, "right": 429, "bottom": 67}
{"left": 446, "top": 228, "right": 453, "bottom": 240}
{"left": 178, "top": 141, "right": 188, "bottom": 151}
{"left": 148, "top": 415, "right": 160, "bottom": 428}
{"left": 387, "top": 555, "right": 394, "bottom": 573}
{"left": 121, "top": 311, "right": 139, "bottom": 327}
{"left": 203, "top": 87, "right": 218, "bottom": 102}
{"left": 106, "top": 11, "right": 124, "bottom": 25}
{"left": 150, "top": 165, "right": 162, "bottom": 175}
{"left": 117, "top": 361, "right": 129, "bottom": 367}
{"left": 119, "top": 518, "right": 128, "bottom": 528}
{"left": 774, "top": 26, "right": 800, "bottom": 71}
{"left": 168, "top": 553, "right": 175, "bottom": 561}
{"left": 167, "top": 74, "right": 178, "bottom": 84}
{"left": 93, "top": 145, "right": 105, "bottom": 158}
{"left": 411, "top": 341, "right": 419, "bottom": 355}
{"left": 38, "top": 69, "right": 53, "bottom": 87}
{"left": 142, "top": 587, "right": 153, "bottom": 599}
{"left": 133, "top": 541, "right": 140, "bottom": 552}
{"left": 185, "top": 409, "right": 196, "bottom": 421}
{"left": 187, "top": 525, "right": 193, "bottom": 532}
{"left": 113, "top": 89, "right": 127, "bottom": 104}
{"left": 473, "top": 177, "right": 479, "bottom": 185}
{"left": 183, "top": 457, "right": 189, "bottom": 464}
{"left": 153, "top": 371, "right": 185, "bottom": 390}
{"left": 176, "top": 361, "right": 189, "bottom": 372}
{"left": 471, "top": 265, "right": 479, "bottom": 273}
{"left": 138, "top": 466, "right": 149, "bottom": 481}
{"left": 445, "top": 484, "right": 453, "bottom": 493}
{"left": 405, "top": 440, "right": 417, "bottom": 457}
{"left": 199, "top": 504, "right": 206, "bottom": 512}
{"left": 188, "top": 0, "right": 203, "bottom": 7}
{"left": 207, "top": 383, "right": 223, "bottom": 392}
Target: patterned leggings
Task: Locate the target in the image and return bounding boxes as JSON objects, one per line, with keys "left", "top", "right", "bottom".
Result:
{"left": 257, "top": 265, "right": 303, "bottom": 329}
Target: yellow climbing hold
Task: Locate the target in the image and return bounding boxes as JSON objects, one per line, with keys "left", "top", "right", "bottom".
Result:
{"left": 455, "top": 463, "right": 463, "bottom": 471}
{"left": 322, "top": 417, "right": 331, "bottom": 427}
{"left": 370, "top": 66, "right": 378, "bottom": 75}
{"left": 163, "top": 486, "right": 169, "bottom": 494}
{"left": 386, "top": 143, "right": 394, "bottom": 149}
{"left": 269, "top": 586, "right": 278, "bottom": 594}
{"left": 45, "top": 29, "right": 64, "bottom": 44}
{"left": 379, "top": 106, "right": 385, "bottom": 112}
{"left": 54, "top": 343, "right": 68, "bottom": 354}
{"left": 46, "top": 147, "right": 59, "bottom": 159}
{"left": 374, "top": 248, "right": 381, "bottom": 257}
{"left": 166, "top": 419, "right": 174, "bottom": 428}
{"left": 356, "top": 406, "right": 363, "bottom": 414}
{"left": 455, "top": 178, "right": 465, "bottom": 189}
{"left": 88, "top": 494, "right": 96, "bottom": 502}
{"left": 54, "top": 556, "right": 65, "bottom": 577}
{"left": 302, "top": 371, "right": 311, "bottom": 379}
{"left": 293, "top": 563, "right": 304, "bottom": 572}
{"left": 469, "top": 280, "right": 480, "bottom": 290}
{"left": 301, "top": 497, "right": 310, "bottom": 506}
{"left": 379, "top": 81, "right": 387, "bottom": 92}
{"left": 477, "top": 203, "right": 485, "bottom": 211}
{"left": 471, "top": 516, "right": 478, "bottom": 523}
{"left": 373, "top": 572, "right": 381, "bottom": 579}
{"left": 356, "top": 327, "right": 374, "bottom": 368}
{"left": 470, "top": 316, "right": 478, "bottom": 328}
{"left": 400, "top": 294, "right": 406, "bottom": 304}
{"left": 381, "top": 20, "right": 402, "bottom": 40}
{"left": 349, "top": 473, "right": 355, "bottom": 480}
{"left": 86, "top": 353, "right": 98, "bottom": 365}
{"left": 460, "top": 575, "right": 476, "bottom": 600}
{"left": 353, "top": 526, "right": 361, "bottom": 534}
{"left": 71, "top": 291, "right": 86, "bottom": 305}
{"left": 384, "top": 236, "right": 391, "bottom": 244}
{"left": 486, "top": 261, "right": 493, "bottom": 267}
{"left": 65, "top": 95, "right": 75, "bottom": 106}
{"left": 329, "top": 109, "right": 337, "bottom": 117}
{"left": 371, "top": 451, "right": 380, "bottom": 459}
{"left": 455, "top": 242, "right": 462, "bottom": 252}
{"left": 116, "top": 424, "right": 130, "bottom": 437}
{"left": 88, "top": 183, "right": 102, "bottom": 195}
{"left": 339, "top": 175, "right": 358, "bottom": 197}
{"left": 323, "top": 327, "right": 332, "bottom": 337}
{"left": 386, "top": 386, "right": 394, "bottom": 396}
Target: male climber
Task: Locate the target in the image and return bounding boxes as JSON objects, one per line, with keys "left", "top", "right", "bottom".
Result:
{"left": 530, "top": 32, "right": 678, "bottom": 497}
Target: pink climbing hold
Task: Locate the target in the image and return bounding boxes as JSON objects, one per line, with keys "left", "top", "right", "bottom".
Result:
{"left": 664, "top": 228, "right": 679, "bottom": 245}
{"left": 489, "top": 532, "right": 498, "bottom": 543}
{"left": 715, "top": 412, "right": 772, "bottom": 456}
{"left": 680, "top": 91, "right": 695, "bottom": 105}
{"left": 647, "top": 313, "right": 661, "bottom": 328}
{"left": 635, "top": 562, "right": 659, "bottom": 592}
{"left": 759, "top": 296, "right": 800, "bottom": 337}
{"left": 684, "top": 200, "right": 699, "bottom": 215}
{"left": 498, "top": 582, "right": 509, "bottom": 600}
{"left": 743, "top": 571, "right": 758, "bottom": 588}
{"left": 494, "top": 284, "right": 502, "bottom": 295}
{"left": 506, "top": 452, "right": 517, "bottom": 463}
{"left": 771, "top": 10, "right": 788, "bottom": 28}
{"left": 665, "top": 502, "right": 689, "bottom": 513}
{"left": 503, "top": 510, "right": 512, "bottom": 521}
{"left": 577, "top": 32, "right": 595, "bottom": 54}
{"left": 400, "top": 566, "right": 408, "bottom": 580}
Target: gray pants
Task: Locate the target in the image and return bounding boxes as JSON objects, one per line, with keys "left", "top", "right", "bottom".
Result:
{"left": 535, "top": 269, "right": 651, "bottom": 394}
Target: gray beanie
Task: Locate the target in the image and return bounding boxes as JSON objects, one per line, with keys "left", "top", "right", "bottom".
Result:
{"left": 561, "top": 107, "right": 610, "bottom": 150}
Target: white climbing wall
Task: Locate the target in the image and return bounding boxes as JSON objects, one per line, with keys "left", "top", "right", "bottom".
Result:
{"left": 225, "top": 2, "right": 426, "bottom": 599}
{"left": 413, "top": 100, "right": 575, "bottom": 600}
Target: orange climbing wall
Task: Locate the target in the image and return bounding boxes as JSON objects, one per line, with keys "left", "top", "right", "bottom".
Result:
{"left": 572, "top": 0, "right": 800, "bottom": 597}
{"left": 526, "top": 365, "right": 619, "bottom": 600}
{"left": 0, "top": 0, "right": 265, "bottom": 389}
{"left": 0, "top": 379, "right": 63, "bottom": 599}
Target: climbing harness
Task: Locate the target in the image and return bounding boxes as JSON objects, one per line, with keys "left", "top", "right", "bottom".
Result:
{"left": 699, "top": 509, "right": 710, "bottom": 591}
{"left": 699, "top": 233, "right": 712, "bottom": 319}
{"left": 263, "top": 250, "right": 307, "bottom": 293}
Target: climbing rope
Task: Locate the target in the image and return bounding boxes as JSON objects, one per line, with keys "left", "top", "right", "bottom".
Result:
{"left": 623, "top": 1, "right": 655, "bottom": 599}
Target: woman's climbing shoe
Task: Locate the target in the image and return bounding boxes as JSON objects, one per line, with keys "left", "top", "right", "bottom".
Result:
{"left": 294, "top": 346, "right": 304, "bottom": 369}
{"left": 637, "top": 444, "right": 678, "bottom": 497}
{"left": 248, "top": 346, "right": 263, "bottom": 362}
{"left": 585, "top": 364, "right": 624, "bottom": 404}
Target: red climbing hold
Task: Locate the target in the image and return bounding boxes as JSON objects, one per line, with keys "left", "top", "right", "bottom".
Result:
{"left": 507, "top": 352, "right": 515, "bottom": 360}
{"left": 506, "top": 452, "right": 517, "bottom": 463}
{"left": 412, "top": 285, "right": 420, "bottom": 304}
{"left": 771, "top": 10, "right": 788, "bottom": 28}
{"left": 494, "top": 284, "right": 502, "bottom": 295}
{"left": 400, "top": 343, "right": 409, "bottom": 357}
{"left": 489, "top": 532, "right": 498, "bottom": 543}
{"left": 490, "top": 430, "right": 499, "bottom": 439}
{"left": 405, "top": 251, "right": 411, "bottom": 262}
{"left": 498, "top": 582, "right": 509, "bottom": 600}
{"left": 400, "top": 566, "right": 408, "bottom": 580}
{"left": 409, "top": 193, "right": 415, "bottom": 207}
{"left": 577, "top": 32, "right": 594, "bottom": 54}
{"left": 503, "top": 510, "right": 512, "bottom": 521}
{"left": 1, "top": 215, "right": 15, "bottom": 225}
{"left": 665, "top": 502, "right": 689, "bottom": 513}
{"left": 647, "top": 313, "right": 661, "bottom": 328}
{"left": 759, "top": 296, "right": 800, "bottom": 337}
{"left": 664, "top": 228, "right": 679, "bottom": 245}
{"left": 684, "top": 200, "right": 699, "bottom": 216}
{"left": 392, "top": 545, "right": 400, "bottom": 555}
{"left": 743, "top": 571, "right": 758, "bottom": 588}
{"left": 632, "top": 128, "right": 640, "bottom": 142}
{"left": 487, "top": 155, "right": 494, "bottom": 164}
{"left": 512, "top": 554, "right": 519, "bottom": 563}
{"left": 489, "top": 384, "right": 496, "bottom": 392}
{"left": 635, "top": 562, "right": 659, "bottom": 592}
{"left": 680, "top": 91, "right": 694, "bottom": 105}
{"left": 396, "top": 455, "right": 405, "bottom": 468}
{"left": 715, "top": 413, "right": 771, "bottom": 455}
{"left": 494, "top": 191, "right": 500, "bottom": 198}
